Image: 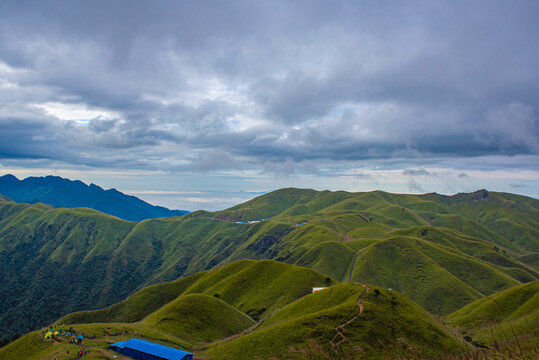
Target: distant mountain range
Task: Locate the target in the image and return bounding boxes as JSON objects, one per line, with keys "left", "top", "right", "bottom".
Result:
{"left": 0, "top": 174, "right": 189, "bottom": 221}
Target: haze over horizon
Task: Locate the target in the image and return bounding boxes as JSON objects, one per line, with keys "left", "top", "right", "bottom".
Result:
{"left": 1, "top": 1, "right": 538, "bottom": 211}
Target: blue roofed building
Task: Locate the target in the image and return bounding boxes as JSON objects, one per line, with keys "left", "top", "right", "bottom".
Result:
{"left": 109, "top": 338, "right": 193, "bottom": 360}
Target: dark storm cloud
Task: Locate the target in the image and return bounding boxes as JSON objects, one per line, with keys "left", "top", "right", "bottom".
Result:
{"left": 0, "top": 0, "right": 538, "bottom": 173}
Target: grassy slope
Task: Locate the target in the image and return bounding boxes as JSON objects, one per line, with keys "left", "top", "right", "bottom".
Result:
{"left": 423, "top": 190, "right": 539, "bottom": 252}
{"left": 447, "top": 281, "right": 539, "bottom": 329}
{"left": 59, "top": 259, "right": 335, "bottom": 325}
{"left": 58, "top": 271, "right": 207, "bottom": 324}
{"left": 0, "top": 323, "right": 191, "bottom": 360}
{"left": 142, "top": 294, "right": 255, "bottom": 342}
{"left": 1, "top": 260, "right": 335, "bottom": 359}
{"left": 294, "top": 241, "right": 355, "bottom": 281}
{"left": 0, "top": 188, "right": 537, "bottom": 339}
{"left": 5, "top": 262, "right": 539, "bottom": 360}
{"left": 181, "top": 260, "right": 336, "bottom": 320}
{"left": 446, "top": 281, "right": 539, "bottom": 350}
{"left": 0, "top": 280, "right": 465, "bottom": 360}
{"left": 350, "top": 236, "right": 485, "bottom": 315}
{"left": 204, "top": 283, "right": 464, "bottom": 360}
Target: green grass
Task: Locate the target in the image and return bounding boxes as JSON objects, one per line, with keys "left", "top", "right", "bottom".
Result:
{"left": 445, "top": 281, "right": 539, "bottom": 354}
{"left": 0, "top": 322, "right": 193, "bottom": 360}
{"left": 0, "top": 187, "right": 537, "bottom": 341}
{"left": 294, "top": 241, "right": 355, "bottom": 281}
{"left": 447, "top": 281, "right": 539, "bottom": 329}
{"left": 58, "top": 271, "right": 207, "bottom": 324}
{"left": 142, "top": 294, "right": 255, "bottom": 342}
{"left": 59, "top": 259, "right": 335, "bottom": 325}
{"left": 181, "top": 259, "right": 336, "bottom": 320}
{"left": 350, "top": 236, "right": 485, "bottom": 314}
{"left": 519, "top": 253, "right": 539, "bottom": 268}
{"left": 204, "top": 283, "right": 465, "bottom": 359}
{"left": 2, "top": 260, "right": 537, "bottom": 360}
{"left": 0, "top": 330, "right": 55, "bottom": 360}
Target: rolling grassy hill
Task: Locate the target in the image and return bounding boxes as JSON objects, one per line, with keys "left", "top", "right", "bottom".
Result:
{"left": 0, "top": 187, "right": 537, "bottom": 342}
{"left": 447, "top": 281, "right": 539, "bottom": 345}
{"left": 143, "top": 293, "right": 255, "bottom": 343}
{"left": 205, "top": 282, "right": 463, "bottom": 359}
{"left": 58, "top": 259, "right": 335, "bottom": 325}
{"left": 0, "top": 260, "right": 466, "bottom": 360}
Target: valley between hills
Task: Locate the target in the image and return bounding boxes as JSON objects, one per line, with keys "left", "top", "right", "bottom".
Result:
{"left": 0, "top": 187, "right": 537, "bottom": 359}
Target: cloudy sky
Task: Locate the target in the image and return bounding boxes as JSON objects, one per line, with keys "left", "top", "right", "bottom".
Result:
{"left": 0, "top": 1, "right": 538, "bottom": 211}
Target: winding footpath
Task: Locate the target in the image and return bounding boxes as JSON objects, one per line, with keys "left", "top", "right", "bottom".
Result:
{"left": 195, "top": 283, "right": 371, "bottom": 353}
{"left": 330, "top": 284, "right": 370, "bottom": 353}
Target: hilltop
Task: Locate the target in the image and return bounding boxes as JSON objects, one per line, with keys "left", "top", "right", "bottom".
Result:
{"left": 204, "top": 282, "right": 463, "bottom": 359}
{"left": 0, "top": 174, "right": 189, "bottom": 221}
{"left": 2, "top": 264, "right": 537, "bottom": 359}
{"left": 0, "top": 260, "right": 466, "bottom": 360}
{"left": 58, "top": 259, "right": 336, "bottom": 325}
{"left": 0, "top": 187, "right": 537, "bottom": 342}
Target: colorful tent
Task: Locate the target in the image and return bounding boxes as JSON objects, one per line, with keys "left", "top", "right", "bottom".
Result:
{"left": 44, "top": 331, "right": 53, "bottom": 339}
{"left": 77, "top": 335, "right": 84, "bottom": 339}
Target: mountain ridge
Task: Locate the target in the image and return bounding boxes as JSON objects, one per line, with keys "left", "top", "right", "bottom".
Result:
{"left": 0, "top": 174, "right": 189, "bottom": 221}
{"left": 0, "top": 186, "right": 537, "bottom": 344}
{"left": 3, "top": 264, "right": 536, "bottom": 359}
{"left": 0, "top": 260, "right": 468, "bottom": 360}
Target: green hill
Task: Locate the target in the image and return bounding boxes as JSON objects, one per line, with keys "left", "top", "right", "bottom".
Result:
{"left": 205, "top": 283, "right": 463, "bottom": 359}
{"left": 58, "top": 259, "right": 335, "bottom": 325}
{"left": 446, "top": 281, "right": 539, "bottom": 357}
{"left": 56, "top": 271, "right": 208, "bottom": 325}
{"left": 142, "top": 293, "right": 255, "bottom": 342}
{"left": 447, "top": 281, "right": 539, "bottom": 333}
{"left": 0, "top": 261, "right": 466, "bottom": 360}
{"left": 0, "top": 188, "right": 537, "bottom": 341}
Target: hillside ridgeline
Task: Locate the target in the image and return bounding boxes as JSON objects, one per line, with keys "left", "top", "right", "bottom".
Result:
{"left": 0, "top": 260, "right": 466, "bottom": 360}
{"left": 0, "top": 187, "right": 537, "bottom": 340}
{"left": 0, "top": 174, "right": 189, "bottom": 221}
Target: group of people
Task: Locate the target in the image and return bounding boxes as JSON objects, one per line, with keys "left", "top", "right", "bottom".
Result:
{"left": 65, "top": 347, "right": 88, "bottom": 358}
{"left": 69, "top": 336, "right": 84, "bottom": 345}
{"left": 55, "top": 347, "right": 87, "bottom": 359}
{"left": 44, "top": 326, "right": 90, "bottom": 359}
{"left": 43, "top": 325, "right": 77, "bottom": 340}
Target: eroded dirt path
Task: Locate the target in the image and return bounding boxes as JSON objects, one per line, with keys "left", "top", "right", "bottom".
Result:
{"left": 330, "top": 284, "right": 370, "bottom": 353}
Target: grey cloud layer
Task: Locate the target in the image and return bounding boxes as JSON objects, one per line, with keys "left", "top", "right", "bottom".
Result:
{"left": 0, "top": 0, "right": 538, "bottom": 173}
